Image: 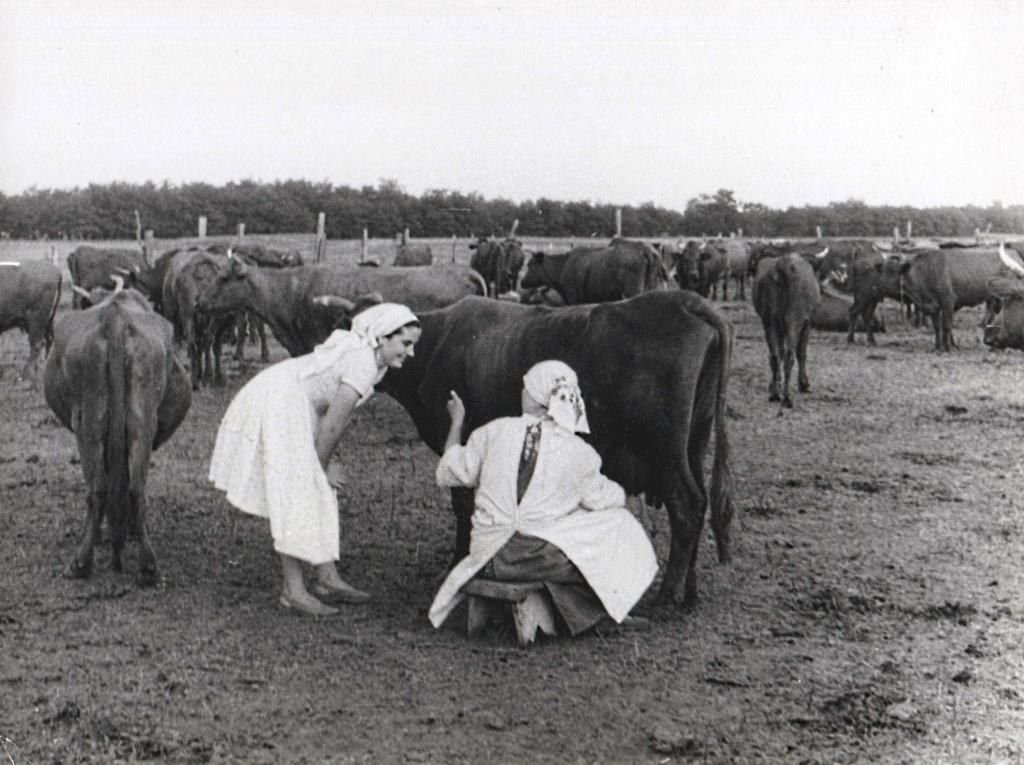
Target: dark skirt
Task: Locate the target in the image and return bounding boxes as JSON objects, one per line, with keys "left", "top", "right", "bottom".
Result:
{"left": 482, "top": 532, "right": 607, "bottom": 635}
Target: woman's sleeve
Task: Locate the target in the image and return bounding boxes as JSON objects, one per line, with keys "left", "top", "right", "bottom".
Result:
{"left": 339, "top": 349, "right": 378, "bottom": 399}
{"left": 436, "top": 425, "right": 488, "bottom": 489}
{"left": 577, "top": 446, "right": 627, "bottom": 512}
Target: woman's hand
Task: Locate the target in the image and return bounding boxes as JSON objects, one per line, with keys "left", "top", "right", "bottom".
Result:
{"left": 446, "top": 390, "right": 466, "bottom": 425}
{"left": 325, "top": 461, "right": 347, "bottom": 491}
{"left": 443, "top": 390, "right": 466, "bottom": 451}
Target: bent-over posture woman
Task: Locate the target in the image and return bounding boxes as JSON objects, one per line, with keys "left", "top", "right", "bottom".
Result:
{"left": 209, "top": 303, "right": 421, "bottom": 617}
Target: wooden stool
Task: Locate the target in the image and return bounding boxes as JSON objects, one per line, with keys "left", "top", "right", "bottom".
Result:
{"left": 462, "top": 579, "right": 557, "bottom": 646}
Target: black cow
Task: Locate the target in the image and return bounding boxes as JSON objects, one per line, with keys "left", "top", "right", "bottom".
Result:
{"left": 752, "top": 252, "right": 821, "bottom": 408}
{"left": 0, "top": 260, "right": 62, "bottom": 382}
{"left": 378, "top": 291, "right": 735, "bottom": 609}
{"left": 43, "top": 288, "right": 192, "bottom": 584}
{"left": 67, "top": 246, "right": 165, "bottom": 309}
{"left": 394, "top": 243, "right": 433, "bottom": 267}
{"left": 469, "top": 237, "right": 526, "bottom": 296}
{"left": 520, "top": 237, "right": 666, "bottom": 305}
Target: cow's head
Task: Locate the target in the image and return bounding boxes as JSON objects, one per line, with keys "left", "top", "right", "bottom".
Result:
{"left": 984, "top": 276, "right": 1024, "bottom": 350}
{"left": 520, "top": 251, "right": 549, "bottom": 290}
{"left": 196, "top": 255, "right": 250, "bottom": 313}
{"left": 310, "top": 292, "right": 383, "bottom": 335}
{"left": 672, "top": 241, "right": 705, "bottom": 291}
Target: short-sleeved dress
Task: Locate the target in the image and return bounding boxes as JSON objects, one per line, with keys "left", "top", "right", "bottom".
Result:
{"left": 209, "top": 332, "right": 384, "bottom": 565}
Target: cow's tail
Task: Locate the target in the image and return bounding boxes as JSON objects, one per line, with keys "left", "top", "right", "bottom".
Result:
{"left": 678, "top": 291, "right": 735, "bottom": 563}
{"left": 102, "top": 306, "right": 131, "bottom": 550}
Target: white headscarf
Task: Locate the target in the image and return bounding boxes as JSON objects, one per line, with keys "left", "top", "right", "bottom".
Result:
{"left": 301, "top": 302, "right": 417, "bottom": 377}
{"left": 351, "top": 303, "right": 419, "bottom": 348}
{"left": 523, "top": 360, "right": 590, "bottom": 434}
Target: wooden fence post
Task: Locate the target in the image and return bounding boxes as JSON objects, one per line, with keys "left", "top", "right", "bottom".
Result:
{"left": 143, "top": 230, "right": 155, "bottom": 265}
{"left": 404, "top": 228, "right": 410, "bottom": 245}
{"left": 237, "top": 223, "right": 245, "bottom": 239}
{"left": 615, "top": 209, "right": 622, "bottom": 237}
{"left": 362, "top": 228, "right": 369, "bottom": 264}
{"left": 315, "top": 212, "right": 326, "bottom": 264}
{"left": 451, "top": 234, "right": 457, "bottom": 263}
{"left": 815, "top": 225, "right": 823, "bottom": 239}
{"left": 134, "top": 209, "right": 142, "bottom": 243}
{"left": 197, "top": 216, "right": 207, "bottom": 239}
{"left": 905, "top": 220, "right": 913, "bottom": 240}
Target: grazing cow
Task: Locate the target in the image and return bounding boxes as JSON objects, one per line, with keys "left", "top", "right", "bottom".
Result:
{"left": 207, "top": 242, "right": 304, "bottom": 268}
{"left": 196, "top": 260, "right": 487, "bottom": 356}
{"left": 378, "top": 291, "right": 735, "bottom": 608}
{"left": 162, "top": 248, "right": 238, "bottom": 388}
{"left": 0, "top": 260, "right": 62, "bottom": 381}
{"left": 811, "top": 287, "right": 885, "bottom": 334}
{"left": 752, "top": 252, "right": 821, "bottom": 408}
{"left": 43, "top": 288, "right": 191, "bottom": 584}
{"left": 469, "top": 237, "right": 527, "bottom": 296}
{"left": 67, "top": 246, "right": 164, "bottom": 309}
{"left": 394, "top": 243, "right": 433, "bottom": 267}
{"left": 520, "top": 237, "right": 666, "bottom": 305}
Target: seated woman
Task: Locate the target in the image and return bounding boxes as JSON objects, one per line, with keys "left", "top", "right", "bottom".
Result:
{"left": 428, "top": 359, "right": 658, "bottom": 636}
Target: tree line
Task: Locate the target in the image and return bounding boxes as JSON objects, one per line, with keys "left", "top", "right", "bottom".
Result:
{"left": 1, "top": 179, "right": 1021, "bottom": 241}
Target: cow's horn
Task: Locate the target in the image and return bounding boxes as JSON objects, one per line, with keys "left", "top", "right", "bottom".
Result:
{"left": 113, "top": 267, "right": 132, "bottom": 275}
{"left": 312, "top": 295, "right": 357, "bottom": 311}
{"left": 72, "top": 285, "right": 91, "bottom": 299}
{"left": 815, "top": 247, "right": 830, "bottom": 259}
{"left": 227, "top": 248, "right": 234, "bottom": 260}
{"left": 110, "top": 275, "right": 124, "bottom": 292}
{"left": 999, "top": 242, "right": 1024, "bottom": 278}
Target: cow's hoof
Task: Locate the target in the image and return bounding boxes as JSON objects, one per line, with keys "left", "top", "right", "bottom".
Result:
{"left": 137, "top": 569, "right": 159, "bottom": 588}
{"left": 798, "top": 383, "right": 811, "bottom": 393}
{"left": 769, "top": 392, "right": 781, "bottom": 402}
{"left": 65, "top": 560, "right": 92, "bottom": 579}
{"left": 782, "top": 398, "right": 794, "bottom": 409}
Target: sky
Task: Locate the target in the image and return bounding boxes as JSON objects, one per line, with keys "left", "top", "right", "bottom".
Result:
{"left": 1, "top": 0, "right": 1022, "bottom": 211}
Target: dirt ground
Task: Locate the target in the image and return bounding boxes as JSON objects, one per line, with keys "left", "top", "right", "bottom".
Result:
{"left": 2, "top": 280, "right": 1023, "bottom": 764}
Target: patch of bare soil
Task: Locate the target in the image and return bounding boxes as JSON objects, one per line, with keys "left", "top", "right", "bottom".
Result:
{"left": 2, "top": 297, "right": 1023, "bottom": 764}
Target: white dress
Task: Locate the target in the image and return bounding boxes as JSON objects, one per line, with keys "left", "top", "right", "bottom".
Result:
{"left": 209, "top": 332, "right": 383, "bottom": 565}
{"left": 429, "top": 414, "right": 658, "bottom": 627}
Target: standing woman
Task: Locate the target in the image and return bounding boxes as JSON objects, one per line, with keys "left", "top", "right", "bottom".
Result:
{"left": 209, "top": 303, "right": 421, "bottom": 617}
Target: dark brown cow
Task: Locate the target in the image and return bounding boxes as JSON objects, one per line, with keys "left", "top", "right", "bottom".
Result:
{"left": 378, "top": 291, "right": 735, "bottom": 609}
{"left": 469, "top": 237, "right": 527, "bottom": 296}
{"left": 0, "top": 260, "right": 62, "bottom": 381}
{"left": 520, "top": 237, "right": 666, "bottom": 305}
{"left": 752, "top": 252, "right": 821, "bottom": 408}
{"left": 162, "top": 249, "right": 238, "bottom": 388}
{"left": 43, "top": 288, "right": 191, "bottom": 584}
{"left": 196, "top": 261, "right": 486, "bottom": 357}
{"left": 812, "top": 288, "right": 885, "bottom": 334}
{"left": 394, "top": 243, "right": 433, "bottom": 267}
{"left": 673, "top": 240, "right": 728, "bottom": 299}
{"left": 67, "top": 246, "right": 164, "bottom": 309}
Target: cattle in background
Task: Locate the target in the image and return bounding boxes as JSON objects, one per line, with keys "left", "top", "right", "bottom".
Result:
{"left": 67, "top": 246, "right": 165, "bottom": 309}
{"left": 714, "top": 239, "right": 752, "bottom": 300}
{"left": 162, "top": 248, "right": 238, "bottom": 388}
{"left": 752, "top": 252, "right": 821, "bottom": 408}
{"left": 378, "top": 291, "right": 734, "bottom": 608}
{"left": 0, "top": 260, "right": 62, "bottom": 382}
{"left": 43, "top": 288, "right": 191, "bottom": 585}
{"left": 206, "top": 242, "right": 304, "bottom": 268}
{"left": 196, "top": 261, "right": 486, "bottom": 356}
{"left": 980, "top": 244, "right": 1024, "bottom": 350}
{"left": 673, "top": 240, "right": 728, "bottom": 299}
{"left": 394, "top": 243, "right": 433, "bottom": 267}
{"left": 469, "top": 237, "right": 527, "bottom": 296}
{"left": 852, "top": 247, "right": 1016, "bottom": 351}
{"left": 811, "top": 287, "right": 885, "bottom": 334}
{"left": 519, "top": 237, "right": 666, "bottom": 305}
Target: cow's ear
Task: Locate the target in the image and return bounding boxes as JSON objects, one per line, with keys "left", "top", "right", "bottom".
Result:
{"left": 873, "top": 262, "right": 883, "bottom": 273}
{"left": 530, "top": 252, "right": 544, "bottom": 264}
{"left": 700, "top": 250, "right": 713, "bottom": 261}
{"left": 899, "top": 262, "right": 912, "bottom": 275}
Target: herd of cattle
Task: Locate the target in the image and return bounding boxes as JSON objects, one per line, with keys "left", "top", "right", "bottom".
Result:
{"left": 1, "top": 232, "right": 1023, "bottom": 607}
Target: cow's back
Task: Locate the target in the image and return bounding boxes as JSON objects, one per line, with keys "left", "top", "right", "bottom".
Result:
{"left": 0, "top": 261, "right": 61, "bottom": 331}
{"left": 944, "top": 249, "right": 1003, "bottom": 308}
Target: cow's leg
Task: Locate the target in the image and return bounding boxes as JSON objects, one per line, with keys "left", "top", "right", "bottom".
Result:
{"left": 781, "top": 343, "right": 795, "bottom": 408}
{"left": 658, "top": 463, "right": 708, "bottom": 609}
{"left": 258, "top": 318, "right": 269, "bottom": 363}
{"left": 796, "top": 322, "right": 812, "bottom": 394}
{"left": 233, "top": 315, "right": 246, "bottom": 363}
{"left": 19, "top": 334, "right": 42, "bottom": 384}
{"left": 69, "top": 408, "right": 105, "bottom": 579}
{"left": 763, "top": 322, "right": 781, "bottom": 401}
{"left": 450, "top": 487, "right": 475, "bottom": 568}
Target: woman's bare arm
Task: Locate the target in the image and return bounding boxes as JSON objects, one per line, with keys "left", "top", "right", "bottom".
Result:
{"left": 315, "top": 384, "right": 362, "bottom": 469}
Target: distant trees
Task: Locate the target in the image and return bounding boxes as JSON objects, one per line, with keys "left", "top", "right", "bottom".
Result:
{"left": 0, "top": 180, "right": 1020, "bottom": 240}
